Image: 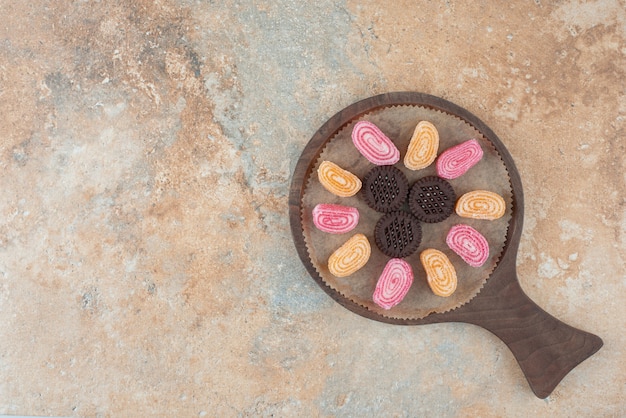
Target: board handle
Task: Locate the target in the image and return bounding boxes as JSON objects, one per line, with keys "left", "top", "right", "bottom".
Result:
{"left": 472, "top": 275, "right": 603, "bottom": 398}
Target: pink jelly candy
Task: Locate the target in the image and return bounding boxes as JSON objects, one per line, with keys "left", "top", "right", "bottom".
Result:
{"left": 312, "top": 203, "right": 360, "bottom": 234}
{"left": 373, "top": 258, "right": 414, "bottom": 310}
{"left": 436, "top": 139, "right": 483, "bottom": 179}
{"left": 446, "top": 224, "right": 489, "bottom": 267}
{"left": 352, "top": 121, "right": 400, "bottom": 165}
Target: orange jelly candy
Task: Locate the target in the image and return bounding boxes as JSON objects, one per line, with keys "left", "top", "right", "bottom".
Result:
{"left": 404, "top": 121, "right": 439, "bottom": 170}
{"left": 318, "top": 161, "right": 362, "bottom": 197}
{"left": 420, "top": 248, "right": 457, "bottom": 297}
{"left": 328, "top": 233, "right": 371, "bottom": 277}
{"left": 455, "top": 190, "right": 506, "bottom": 220}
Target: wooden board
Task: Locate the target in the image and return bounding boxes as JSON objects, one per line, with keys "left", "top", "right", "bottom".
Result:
{"left": 289, "top": 92, "right": 603, "bottom": 398}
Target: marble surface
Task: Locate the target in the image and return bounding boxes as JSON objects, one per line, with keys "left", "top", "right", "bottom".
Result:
{"left": 1, "top": 1, "right": 624, "bottom": 416}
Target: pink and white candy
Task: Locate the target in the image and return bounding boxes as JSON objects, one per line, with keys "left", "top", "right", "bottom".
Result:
{"left": 436, "top": 139, "right": 483, "bottom": 179}
{"left": 446, "top": 224, "right": 489, "bottom": 267}
{"left": 373, "top": 258, "right": 414, "bottom": 310}
{"left": 312, "top": 204, "right": 360, "bottom": 234}
{"left": 352, "top": 121, "right": 400, "bottom": 165}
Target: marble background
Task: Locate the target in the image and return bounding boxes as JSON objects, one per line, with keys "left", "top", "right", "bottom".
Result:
{"left": 0, "top": 1, "right": 624, "bottom": 416}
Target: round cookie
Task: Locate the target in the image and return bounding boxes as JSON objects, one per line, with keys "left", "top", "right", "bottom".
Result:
{"left": 362, "top": 165, "right": 409, "bottom": 213}
{"left": 374, "top": 211, "right": 422, "bottom": 258}
{"left": 408, "top": 176, "right": 456, "bottom": 223}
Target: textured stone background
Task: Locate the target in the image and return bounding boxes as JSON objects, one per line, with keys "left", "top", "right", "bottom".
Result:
{"left": 0, "top": 0, "right": 624, "bottom": 416}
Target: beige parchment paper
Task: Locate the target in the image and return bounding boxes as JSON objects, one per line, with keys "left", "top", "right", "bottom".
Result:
{"left": 301, "top": 105, "right": 513, "bottom": 319}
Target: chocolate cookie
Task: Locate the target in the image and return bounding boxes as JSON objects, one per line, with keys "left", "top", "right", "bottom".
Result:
{"left": 362, "top": 165, "right": 409, "bottom": 213}
{"left": 374, "top": 211, "right": 422, "bottom": 258}
{"left": 408, "top": 176, "right": 456, "bottom": 223}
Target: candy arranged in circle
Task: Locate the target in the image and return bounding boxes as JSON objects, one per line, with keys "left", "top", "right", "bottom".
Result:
{"left": 408, "top": 176, "right": 456, "bottom": 223}
{"left": 318, "top": 161, "right": 362, "bottom": 197}
{"left": 455, "top": 190, "right": 506, "bottom": 220}
{"left": 362, "top": 165, "right": 409, "bottom": 213}
{"left": 310, "top": 117, "right": 501, "bottom": 310}
{"left": 352, "top": 121, "right": 400, "bottom": 165}
{"left": 446, "top": 224, "right": 489, "bottom": 267}
{"left": 374, "top": 211, "right": 422, "bottom": 258}
{"left": 312, "top": 203, "right": 360, "bottom": 234}
{"left": 436, "top": 139, "right": 483, "bottom": 179}
{"left": 373, "top": 258, "right": 414, "bottom": 310}
{"left": 404, "top": 121, "right": 439, "bottom": 170}
{"left": 420, "top": 248, "right": 458, "bottom": 297}
{"left": 328, "top": 233, "right": 371, "bottom": 277}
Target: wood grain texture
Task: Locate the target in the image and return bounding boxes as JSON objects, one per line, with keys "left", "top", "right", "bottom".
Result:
{"left": 289, "top": 92, "right": 603, "bottom": 398}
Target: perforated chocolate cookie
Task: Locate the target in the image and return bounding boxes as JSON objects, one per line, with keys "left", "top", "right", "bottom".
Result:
{"left": 408, "top": 176, "right": 456, "bottom": 223}
{"left": 362, "top": 166, "right": 409, "bottom": 213}
{"left": 374, "top": 211, "right": 422, "bottom": 258}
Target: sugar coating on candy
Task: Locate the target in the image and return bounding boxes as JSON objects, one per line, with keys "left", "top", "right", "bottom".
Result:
{"left": 404, "top": 121, "right": 439, "bottom": 170}
{"left": 373, "top": 258, "right": 414, "bottom": 310}
{"left": 436, "top": 139, "right": 483, "bottom": 179}
{"left": 328, "top": 233, "right": 371, "bottom": 277}
{"left": 352, "top": 121, "right": 400, "bottom": 165}
{"left": 420, "top": 248, "right": 457, "bottom": 297}
{"left": 317, "top": 161, "right": 362, "bottom": 197}
{"left": 446, "top": 224, "right": 489, "bottom": 267}
{"left": 455, "top": 190, "right": 506, "bottom": 220}
{"left": 312, "top": 204, "right": 360, "bottom": 234}
{"left": 362, "top": 165, "right": 409, "bottom": 213}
